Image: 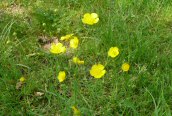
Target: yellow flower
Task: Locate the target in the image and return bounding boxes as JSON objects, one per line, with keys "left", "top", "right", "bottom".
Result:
{"left": 82, "top": 13, "right": 99, "bottom": 25}
{"left": 60, "top": 34, "right": 74, "bottom": 41}
{"left": 73, "top": 57, "right": 84, "bottom": 65}
{"left": 57, "top": 71, "right": 66, "bottom": 82}
{"left": 70, "top": 36, "right": 79, "bottom": 49}
{"left": 72, "top": 106, "right": 81, "bottom": 116}
{"left": 108, "top": 47, "right": 119, "bottom": 58}
{"left": 122, "top": 63, "right": 130, "bottom": 72}
{"left": 90, "top": 64, "right": 106, "bottom": 78}
{"left": 19, "top": 77, "right": 26, "bottom": 82}
{"left": 50, "top": 43, "right": 66, "bottom": 54}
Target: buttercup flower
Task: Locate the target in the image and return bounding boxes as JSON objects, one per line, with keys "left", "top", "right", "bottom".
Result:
{"left": 57, "top": 71, "right": 66, "bottom": 82}
{"left": 70, "top": 36, "right": 79, "bottom": 49}
{"left": 50, "top": 43, "right": 66, "bottom": 54}
{"left": 108, "top": 47, "right": 119, "bottom": 58}
{"left": 122, "top": 63, "right": 130, "bottom": 72}
{"left": 60, "top": 34, "right": 74, "bottom": 41}
{"left": 90, "top": 64, "right": 106, "bottom": 78}
{"left": 19, "top": 77, "right": 26, "bottom": 82}
{"left": 73, "top": 57, "right": 84, "bottom": 64}
{"left": 72, "top": 106, "right": 81, "bottom": 116}
{"left": 82, "top": 13, "right": 99, "bottom": 25}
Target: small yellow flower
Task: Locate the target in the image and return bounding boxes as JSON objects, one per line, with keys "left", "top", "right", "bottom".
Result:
{"left": 70, "top": 36, "right": 79, "bottom": 49}
{"left": 19, "top": 77, "right": 26, "bottom": 82}
{"left": 57, "top": 71, "right": 66, "bottom": 82}
{"left": 72, "top": 106, "right": 81, "bottom": 116}
{"left": 60, "top": 34, "right": 74, "bottom": 41}
{"left": 122, "top": 63, "right": 130, "bottom": 72}
{"left": 50, "top": 43, "right": 66, "bottom": 54}
{"left": 108, "top": 47, "right": 119, "bottom": 58}
{"left": 73, "top": 57, "right": 84, "bottom": 65}
{"left": 82, "top": 13, "right": 99, "bottom": 25}
{"left": 90, "top": 64, "right": 106, "bottom": 78}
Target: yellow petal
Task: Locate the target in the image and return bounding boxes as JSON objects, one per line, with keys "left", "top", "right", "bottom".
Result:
{"left": 19, "top": 77, "right": 25, "bottom": 82}
{"left": 91, "top": 13, "right": 98, "bottom": 18}
{"left": 93, "top": 18, "right": 99, "bottom": 23}
{"left": 97, "top": 64, "right": 104, "bottom": 70}
{"left": 97, "top": 70, "right": 106, "bottom": 78}
{"left": 72, "top": 106, "right": 81, "bottom": 116}
{"left": 73, "top": 57, "right": 84, "bottom": 65}
{"left": 78, "top": 60, "right": 84, "bottom": 64}
{"left": 60, "top": 46, "right": 66, "bottom": 53}
{"left": 82, "top": 18, "right": 88, "bottom": 24}
{"left": 50, "top": 43, "right": 66, "bottom": 54}
{"left": 122, "top": 63, "right": 130, "bottom": 72}
{"left": 60, "top": 36, "right": 66, "bottom": 41}
{"left": 57, "top": 71, "right": 66, "bottom": 82}
{"left": 73, "top": 57, "right": 79, "bottom": 63}
{"left": 90, "top": 64, "right": 106, "bottom": 78}
{"left": 60, "top": 34, "right": 74, "bottom": 41}
{"left": 108, "top": 47, "right": 119, "bottom": 58}
{"left": 82, "top": 17, "right": 94, "bottom": 25}
{"left": 83, "top": 13, "right": 91, "bottom": 18}
{"left": 70, "top": 37, "right": 79, "bottom": 49}
{"left": 82, "top": 13, "right": 99, "bottom": 25}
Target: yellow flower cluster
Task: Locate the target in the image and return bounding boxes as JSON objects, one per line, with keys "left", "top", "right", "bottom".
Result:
{"left": 50, "top": 34, "right": 79, "bottom": 55}
{"left": 50, "top": 12, "right": 130, "bottom": 83}
{"left": 18, "top": 12, "right": 132, "bottom": 116}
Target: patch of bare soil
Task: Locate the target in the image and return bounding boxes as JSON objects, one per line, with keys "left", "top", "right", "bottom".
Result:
{"left": 38, "top": 35, "right": 59, "bottom": 51}
{"left": 3, "top": 3, "right": 27, "bottom": 16}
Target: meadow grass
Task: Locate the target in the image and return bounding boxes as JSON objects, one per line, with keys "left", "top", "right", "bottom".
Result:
{"left": 0, "top": 0, "right": 172, "bottom": 115}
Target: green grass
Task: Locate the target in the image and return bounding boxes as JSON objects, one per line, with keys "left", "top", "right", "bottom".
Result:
{"left": 0, "top": 0, "right": 172, "bottom": 115}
